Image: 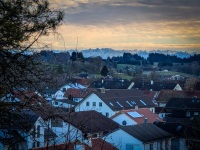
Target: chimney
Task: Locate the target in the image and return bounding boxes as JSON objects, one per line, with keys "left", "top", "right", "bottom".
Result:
{"left": 150, "top": 80, "right": 154, "bottom": 85}
{"left": 144, "top": 118, "right": 147, "bottom": 124}
{"left": 135, "top": 105, "right": 138, "bottom": 109}
{"left": 100, "top": 88, "right": 105, "bottom": 93}
{"left": 102, "top": 80, "right": 104, "bottom": 84}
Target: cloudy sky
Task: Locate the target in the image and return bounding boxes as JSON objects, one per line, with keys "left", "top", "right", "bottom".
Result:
{"left": 43, "top": 0, "right": 200, "bottom": 52}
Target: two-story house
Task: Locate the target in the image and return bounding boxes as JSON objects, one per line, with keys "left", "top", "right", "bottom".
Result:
{"left": 75, "top": 89, "right": 156, "bottom": 117}
{"left": 104, "top": 123, "right": 172, "bottom": 150}
{"left": 111, "top": 108, "right": 163, "bottom": 126}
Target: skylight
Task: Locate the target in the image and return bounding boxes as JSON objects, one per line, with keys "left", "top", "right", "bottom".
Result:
{"left": 109, "top": 102, "right": 114, "bottom": 106}
{"left": 116, "top": 101, "right": 123, "bottom": 107}
{"left": 140, "top": 100, "right": 146, "bottom": 105}
{"left": 127, "top": 111, "right": 142, "bottom": 118}
{"left": 126, "top": 101, "right": 133, "bottom": 107}
{"left": 131, "top": 101, "right": 136, "bottom": 105}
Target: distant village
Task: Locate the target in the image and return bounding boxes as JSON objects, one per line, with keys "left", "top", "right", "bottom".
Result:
{"left": 1, "top": 51, "right": 200, "bottom": 150}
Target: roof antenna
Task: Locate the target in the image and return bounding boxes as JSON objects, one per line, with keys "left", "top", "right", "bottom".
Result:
{"left": 75, "top": 37, "right": 78, "bottom": 52}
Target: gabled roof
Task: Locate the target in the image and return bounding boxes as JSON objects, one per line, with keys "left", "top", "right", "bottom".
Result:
{"left": 62, "top": 111, "right": 119, "bottom": 134}
{"left": 12, "top": 90, "right": 47, "bottom": 105}
{"left": 157, "top": 90, "right": 200, "bottom": 102}
{"left": 32, "top": 138, "right": 118, "bottom": 150}
{"left": 164, "top": 98, "right": 200, "bottom": 110}
{"left": 121, "top": 123, "right": 171, "bottom": 142}
{"left": 64, "top": 88, "right": 94, "bottom": 99}
{"left": 132, "top": 81, "right": 179, "bottom": 91}
{"left": 1, "top": 109, "right": 40, "bottom": 132}
{"left": 91, "top": 89, "right": 155, "bottom": 111}
{"left": 111, "top": 108, "right": 163, "bottom": 124}
{"left": 89, "top": 79, "right": 133, "bottom": 89}
{"left": 142, "top": 90, "right": 157, "bottom": 100}
{"left": 86, "top": 138, "right": 118, "bottom": 150}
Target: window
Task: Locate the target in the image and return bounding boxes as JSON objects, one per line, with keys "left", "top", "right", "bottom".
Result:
{"left": 126, "top": 144, "right": 134, "bottom": 150}
{"left": 37, "top": 125, "right": 40, "bottom": 138}
{"left": 194, "top": 112, "right": 199, "bottom": 116}
{"left": 86, "top": 102, "right": 89, "bottom": 106}
{"left": 99, "top": 102, "right": 102, "bottom": 107}
{"left": 106, "top": 112, "right": 109, "bottom": 117}
{"left": 32, "top": 126, "right": 36, "bottom": 138}
{"left": 55, "top": 101, "right": 58, "bottom": 105}
{"left": 186, "top": 111, "right": 190, "bottom": 117}
{"left": 32, "top": 142, "right": 36, "bottom": 148}
{"left": 37, "top": 142, "right": 40, "bottom": 147}
{"left": 150, "top": 143, "right": 153, "bottom": 150}
{"left": 93, "top": 102, "right": 96, "bottom": 107}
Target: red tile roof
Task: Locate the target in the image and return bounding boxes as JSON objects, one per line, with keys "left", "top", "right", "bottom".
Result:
{"left": 33, "top": 138, "right": 117, "bottom": 150}
{"left": 142, "top": 90, "right": 157, "bottom": 100}
{"left": 64, "top": 88, "right": 94, "bottom": 99}
{"left": 13, "top": 90, "right": 47, "bottom": 105}
{"left": 111, "top": 108, "right": 163, "bottom": 124}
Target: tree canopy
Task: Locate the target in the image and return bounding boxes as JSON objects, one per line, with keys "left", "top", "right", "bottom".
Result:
{"left": 100, "top": 65, "right": 109, "bottom": 77}
{"left": 0, "top": 0, "right": 64, "bottom": 93}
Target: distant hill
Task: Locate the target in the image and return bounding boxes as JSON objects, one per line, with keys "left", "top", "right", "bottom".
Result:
{"left": 65, "top": 48, "right": 192, "bottom": 59}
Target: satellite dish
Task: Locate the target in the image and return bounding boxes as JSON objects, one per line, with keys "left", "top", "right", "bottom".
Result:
{"left": 122, "top": 120, "right": 127, "bottom": 125}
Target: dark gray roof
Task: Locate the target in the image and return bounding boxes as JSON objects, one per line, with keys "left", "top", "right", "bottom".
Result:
{"left": 165, "top": 98, "right": 200, "bottom": 110}
{"left": 93, "top": 89, "right": 155, "bottom": 111}
{"left": 132, "top": 82, "right": 179, "bottom": 91}
{"left": 121, "top": 123, "right": 171, "bottom": 142}
{"left": 89, "top": 79, "right": 132, "bottom": 89}
{"left": 62, "top": 110, "right": 119, "bottom": 134}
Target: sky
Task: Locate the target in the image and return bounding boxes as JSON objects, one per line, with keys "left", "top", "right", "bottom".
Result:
{"left": 42, "top": 0, "right": 200, "bottom": 52}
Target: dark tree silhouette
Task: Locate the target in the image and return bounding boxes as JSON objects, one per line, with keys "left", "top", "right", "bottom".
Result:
{"left": 0, "top": 0, "right": 64, "bottom": 148}
{"left": 100, "top": 65, "right": 109, "bottom": 77}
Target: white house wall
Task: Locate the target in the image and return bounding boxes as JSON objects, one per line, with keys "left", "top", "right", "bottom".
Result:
{"left": 104, "top": 129, "right": 143, "bottom": 150}
{"left": 112, "top": 114, "right": 137, "bottom": 126}
{"left": 174, "top": 84, "right": 182, "bottom": 91}
{"left": 27, "top": 117, "right": 45, "bottom": 149}
{"left": 50, "top": 121, "right": 83, "bottom": 144}
{"left": 75, "top": 93, "right": 115, "bottom": 117}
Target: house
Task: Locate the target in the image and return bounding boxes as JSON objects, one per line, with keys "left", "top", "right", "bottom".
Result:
{"left": 51, "top": 98, "right": 78, "bottom": 108}
{"left": 75, "top": 89, "right": 156, "bottom": 117}
{"left": 104, "top": 123, "right": 172, "bottom": 150}
{"left": 111, "top": 108, "right": 163, "bottom": 126}
{"left": 161, "top": 97, "right": 200, "bottom": 121}
{"left": 32, "top": 138, "right": 118, "bottom": 150}
{"left": 0, "top": 109, "right": 49, "bottom": 149}
{"left": 0, "top": 90, "right": 48, "bottom": 107}
{"left": 53, "top": 83, "right": 86, "bottom": 100}
{"left": 132, "top": 81, "right": 182, "bottom": 91}
{"left": 155, "top": 97, "right": 200, "bottom": 150}
{"left": 142, "top": 90, "right": 158, "bottom": 105}
{"left": 71, "top": 77, "right": 93, "bottom": 88}
{"left": 64, "top": 88, "right": 94, "bottom": 103}
{"left": 35, "top": 108, "right": 119, "bottom": 145}
{"left": 156, "top": 90, "right": 200, "bottom": 107}
{"left": 88, "top": 79, "right": 134, "bottom": 89}
{"left": 0, "top": 129, "right": 27, "bottom": 150}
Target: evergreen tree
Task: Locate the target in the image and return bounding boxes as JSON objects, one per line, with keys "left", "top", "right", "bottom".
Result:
{"left": 100, "top": 65, "right": 109, "bottom": 77}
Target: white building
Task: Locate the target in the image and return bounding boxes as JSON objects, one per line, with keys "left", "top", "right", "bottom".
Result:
{"left": 75, "top": 89, "right": 156, "bottom": 117}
